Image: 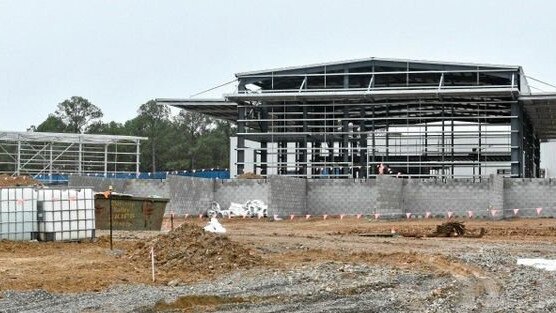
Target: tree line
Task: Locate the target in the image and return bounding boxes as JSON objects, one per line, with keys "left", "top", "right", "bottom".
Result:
{"left": 29, "top": 96, "right": 234, "bottom": 172}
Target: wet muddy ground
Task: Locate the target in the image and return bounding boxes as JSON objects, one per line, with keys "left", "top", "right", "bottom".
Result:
{"left": 1, "top": 218, "right": 555, "bottom": 312}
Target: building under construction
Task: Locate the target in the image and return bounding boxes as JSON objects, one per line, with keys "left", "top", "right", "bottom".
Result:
{"left": 0, "top": 131, "right": 146, "bottom": 180}
{"left": 159, "top": 57, "right": 556, "bottom": 179}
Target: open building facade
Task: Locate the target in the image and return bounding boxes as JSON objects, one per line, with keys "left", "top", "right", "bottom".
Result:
{"left": 0, "top": 131, "right": 147, "bottom": 180}
{"left": 159, "top": 57, "right": 556, "bottom": 179}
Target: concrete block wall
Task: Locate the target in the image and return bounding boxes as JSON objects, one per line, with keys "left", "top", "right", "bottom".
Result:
{"left": 489, "top": 175, "right": 505, "bottom": 220}
{"left": 375, "top": 176, "right": 404, "bottom": 217}
{"left": 69, "top": 175, "right": 170, "bottom": 198}
{"left": 504, "top": 178, "right": 556, "bottom": 217}
{"left": 268, "top": 176, "right": 307, "bottom": 216}
{"left": 166, "top": 175, "right": 214, "bottom": 215}
{"left": 403, "top": 179, "right": 491, "bottom": 218}
{"left": 124, "top": 180, "right": 170, "bottom": 198}
{"left": 307, "top": 179, "right": 376, "bottom": 215}
{"left": 214, "top": 179, "right": 269, "bottom": 210}
{"left": 68, "top": 175, "right": 127, "bottom": 193}
{"left": 69, "top": 175, "right": 556, "bottom": 219}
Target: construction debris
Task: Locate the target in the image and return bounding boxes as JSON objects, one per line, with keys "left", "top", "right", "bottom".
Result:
{"left": 207, "top": 200, "right": 268, "bottom": 218}
{"left": 429, "top": 222, "right": 466, "bottom": 237}
{"left": 359, "top": 233, "right": 396, "bottom": 238}
{"left": 424, "top": 222, "right": 485, "bottom": 238}
{"left": 0, "top": 174, "right": 42, "bottom": 187}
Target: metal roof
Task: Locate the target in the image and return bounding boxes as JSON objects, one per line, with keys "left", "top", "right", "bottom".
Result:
{"left": 519, "top": 93, "right": 556, "bottom": 140}
{"left": 0, "top": 131, "right": 147, "bottom": 144}
{"left": 235, "top": 57, "right": 521, "bottom": 77}
{"left": 156, "top": 98, "right": 238, "bottom": 122}
{"left": 226, "top": 87, "right": 518, "bottom": 102}
{"left": 158, "top": 58, "right": 556, "bottom": 141}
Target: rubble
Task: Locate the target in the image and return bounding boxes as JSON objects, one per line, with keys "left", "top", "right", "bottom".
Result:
{"left": 429, "top": 222, "right": 467, "bottom": 237}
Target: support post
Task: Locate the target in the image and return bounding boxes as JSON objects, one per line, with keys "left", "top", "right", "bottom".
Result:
{"left": 16, "top": 139, "right": 21, "bottom": 176}
{"left": 104, "top": 144, "right": 108, "bottom": 178}
{"left": 260, "top": 141, "right": 267, "bottom": 175}
{"left": 342, "top": 108, "right": 349, "bottom": 175}
{"left": 49, "top": 142, "right": 53, "bottom": 178}
{"left": 237, "top": 106, "right": 246, "bottom": 176}
{"left": 136, "top": 141, "right": 141, "bottom": 178}
{"left": 78, "top": 139, "right": 83, "bottom": 175}
{"left": 511, "top": 102, "right": 523, "bottom": 177}
{"left": 359, "top": 107, "right": 367, "bottom": 178}
{"left": 301, "top": 104, "right": 308, "bottom": 176}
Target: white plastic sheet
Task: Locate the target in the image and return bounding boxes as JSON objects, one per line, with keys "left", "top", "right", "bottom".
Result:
{"left": 208, "top": 200, "right": 268, "bottom": 218}
{"left": 517, "top": 258, "right": 556, "bottom": 271}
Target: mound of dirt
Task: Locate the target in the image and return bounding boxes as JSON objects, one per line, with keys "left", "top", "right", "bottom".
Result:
{"left": 237, "top": 172, "right": 263, "bottom": 179}
{"left": 129, "top": 222, "right": 262, "bottom": 274}
{"left": 430, "top": 222, "right": 466, "bottom": 237}
{"left": 0, "top": 174, "right": 42, "bottom": 187}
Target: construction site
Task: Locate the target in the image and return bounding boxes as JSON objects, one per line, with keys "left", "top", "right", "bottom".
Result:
{"left": 2, "top": 58, "right": 556, "bottom": 312}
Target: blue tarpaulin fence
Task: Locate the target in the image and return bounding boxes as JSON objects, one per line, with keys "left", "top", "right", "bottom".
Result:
{"left": 34, "top": 169, "right": 230, "bottom": 184}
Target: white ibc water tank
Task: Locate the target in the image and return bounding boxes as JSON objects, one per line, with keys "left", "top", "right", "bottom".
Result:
{"left": 0, "top": 187, "right": 37, "bottom": 241}
{"left": 37, "top": 188, "right": 95, "bottom": 241}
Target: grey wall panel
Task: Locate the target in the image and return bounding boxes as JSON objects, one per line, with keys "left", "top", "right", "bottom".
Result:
{"left": 268, "top": 176, "right": 307, "bottom": 217}
{"left": 307, "top": 179, "right": 375, "bottom": 215}
{"left": 214, "top": 179, "right": 269, "bottom": 210}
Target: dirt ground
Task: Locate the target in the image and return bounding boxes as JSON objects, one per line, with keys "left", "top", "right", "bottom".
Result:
{"left": 1, "top": 217, "right": 555, "bottom": 294}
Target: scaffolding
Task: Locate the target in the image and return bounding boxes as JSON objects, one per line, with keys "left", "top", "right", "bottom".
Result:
{"left": 0, "top": 131, "right": 147, "bottom": 179}
{"left": 159, "top": 57, "right": 551, "bottom": 179}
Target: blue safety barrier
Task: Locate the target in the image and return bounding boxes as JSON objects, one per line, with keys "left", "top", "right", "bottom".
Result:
{"left": 34, "top": 168, "right": 230, "bottom": 184}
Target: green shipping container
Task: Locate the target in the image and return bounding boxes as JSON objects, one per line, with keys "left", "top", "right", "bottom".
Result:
{"left": 94, "top": 194, "right": 169, "bottom": 231}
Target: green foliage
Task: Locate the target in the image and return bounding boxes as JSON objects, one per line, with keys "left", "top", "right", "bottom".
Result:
{"left": 32, "top": 97, "right": 232, "bottom": 172}
{"left": 34, "top": 114, "right": 68, "bottom": 132}
{"left": 87, "top": 121, "right": 127, "bottom": 135}
{"left": 56, "top": 96, "right": 103, "bottom": 133}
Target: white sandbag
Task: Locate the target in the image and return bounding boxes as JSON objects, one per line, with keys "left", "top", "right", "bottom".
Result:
{"left": 206, "top": 201, "right": 222, "bottom": 218}
{"left": 228, "top": 202, "right": 248, "bottom": 217}
{"left": 203, "top": 217, "right": 226, "bottom": 233}
{"left": 245, "top": 200, "right": 268, "bottom": 217}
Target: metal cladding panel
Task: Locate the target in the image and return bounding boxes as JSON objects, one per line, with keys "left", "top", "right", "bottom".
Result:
{"left": 37, "top": 188, "right": 95, "bottom": 241}
{"left": 94, "top": 194, "right": 169, "bottom": 231}
{"left": 0, "top": 187, "right": 37, "bottom": 240}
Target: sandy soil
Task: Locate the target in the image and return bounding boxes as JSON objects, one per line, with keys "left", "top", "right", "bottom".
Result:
{"left": 1, "top": 217, "right": 555, "bottom": 294}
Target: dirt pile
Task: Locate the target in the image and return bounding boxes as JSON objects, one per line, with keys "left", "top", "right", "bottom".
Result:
{"left": 129, "top": 222, "right": 263, "bottom": 274}
{"left": 430, "top": 222, "right": 466, "bottom": 237}
{"left": 237, "top": 172, "right": 263, "bottom": 179}
{"left": 0, "top": 174, "right": 42, "bottom": 187}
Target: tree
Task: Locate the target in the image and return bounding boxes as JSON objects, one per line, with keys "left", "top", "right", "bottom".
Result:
{"left": 136, "top": 100, "right": 171, "bottom": 172}
{"left": 30, "top": 98, "right": 234, "bottom": 173}
{"left": 176, "top": 110, "right": 212, "bottom": 139}
{"left": 87, "top": 121, "right": 127, "bottom": 135}
{"left": 174, "top": 110, "right": 213, "bottom": 170}
{"left": 56, "top": 96, "right": 103, "bottom": 133}
{"left": 34, "top": 114, "right": 68, "bottom": 132}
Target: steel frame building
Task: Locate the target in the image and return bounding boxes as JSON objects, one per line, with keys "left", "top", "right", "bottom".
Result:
{"left": 159, "top": 57, "right": 556, "bottom": 179}
{"left": 0, "top": 131, "right": 147, "bottom": 178}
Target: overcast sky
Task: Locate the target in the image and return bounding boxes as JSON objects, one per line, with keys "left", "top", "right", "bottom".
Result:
{"left": 1, "top": 0, "right": 555, "bottom": 131}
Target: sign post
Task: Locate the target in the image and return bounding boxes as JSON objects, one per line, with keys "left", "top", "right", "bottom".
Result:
{"left": 103, "top": 185, "right": 114, "bottom": 250}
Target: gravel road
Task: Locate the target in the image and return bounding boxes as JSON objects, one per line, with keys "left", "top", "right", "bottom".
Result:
{"left": 2, "top": 239, "right": 555, "bottom": 313}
